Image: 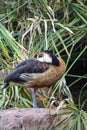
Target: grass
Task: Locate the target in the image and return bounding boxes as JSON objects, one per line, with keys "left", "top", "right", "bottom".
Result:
{"left": 54, "top": 99, "right": 87, "bottom": 130}
{"left": 0, "top": 0, "right": 87, "bottom": 129}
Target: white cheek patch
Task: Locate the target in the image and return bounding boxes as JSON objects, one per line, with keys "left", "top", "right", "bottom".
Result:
{"left": 37, "top": 54, "right": 52, "bottom": 63}
{"left": 44, "top": 54, "right": 52, "bottom": 63}
{"left": 37, "top": 57, "right": 44, "bottom": 62}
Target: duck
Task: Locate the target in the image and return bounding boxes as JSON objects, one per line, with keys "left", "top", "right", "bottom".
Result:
{"left": 2, "top": 50, "right": 66, "bottom": 108}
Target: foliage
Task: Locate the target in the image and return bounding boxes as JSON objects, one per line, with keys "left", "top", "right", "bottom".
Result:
{"left": 0, "top": 0, "right": 87, "bottom": 113}
{"left": 54, "top": 99, "right": 87, "bottom": 130}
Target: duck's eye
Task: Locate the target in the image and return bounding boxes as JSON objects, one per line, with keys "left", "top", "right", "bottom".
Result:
{"left": 38, "top": 54, "right": 43, "bottom": 58}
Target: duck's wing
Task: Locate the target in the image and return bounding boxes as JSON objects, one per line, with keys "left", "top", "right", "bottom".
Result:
{"left": 4, "top": 58, "right": 49, "bottom": 84}
{"left": 15, "top": 58, "right": 35, "bottom": 69}
{"left": 15, "top": 60, "right": 27, "bottom": 69}
{"left": 20, "top": 73, "right": 43, "bottom": 81}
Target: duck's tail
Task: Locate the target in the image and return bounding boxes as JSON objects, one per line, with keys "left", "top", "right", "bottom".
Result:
{"left": 1, "top": 82, "right": 9, "bottom": 91}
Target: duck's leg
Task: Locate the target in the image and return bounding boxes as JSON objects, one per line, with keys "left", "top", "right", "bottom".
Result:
{"left": 32, "top": 88, "right": 38, "bottom": 108}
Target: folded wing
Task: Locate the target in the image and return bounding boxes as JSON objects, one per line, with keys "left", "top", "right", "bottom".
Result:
{"left": 4, "top": 58, "right": 49, "bottom": 83}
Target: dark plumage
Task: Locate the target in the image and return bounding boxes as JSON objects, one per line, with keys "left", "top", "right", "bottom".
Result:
{"left": 4, "top": 59, "right": 49, "bottom": 84}
{"left": 2, "top": 50, "right": 66, "bottom": 108}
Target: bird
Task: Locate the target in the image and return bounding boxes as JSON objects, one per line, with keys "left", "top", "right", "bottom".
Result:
{"left": 2, "top": 50, "right": 66, "bottom": 108}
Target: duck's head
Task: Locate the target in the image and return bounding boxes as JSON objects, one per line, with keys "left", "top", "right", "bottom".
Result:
{"left": 36, "top": 50, "right": 59, "bottom": 66}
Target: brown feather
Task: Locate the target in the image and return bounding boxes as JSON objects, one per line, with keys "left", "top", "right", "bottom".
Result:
{"left": 9, "top": 57, "right": 66, "bottom": 88}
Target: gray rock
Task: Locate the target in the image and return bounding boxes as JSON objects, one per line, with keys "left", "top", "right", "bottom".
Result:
{"left": 0, "top": 108, "right": 55, "bottom": 130}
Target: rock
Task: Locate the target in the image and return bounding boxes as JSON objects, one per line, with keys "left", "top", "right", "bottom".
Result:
{"left": 0, "top": 107, "right": 81, "bottom": 130}
{"left": 0, "top": 108, "right": 55, "bottom": 130}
